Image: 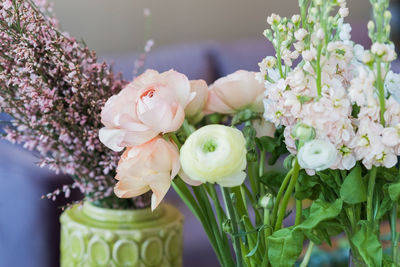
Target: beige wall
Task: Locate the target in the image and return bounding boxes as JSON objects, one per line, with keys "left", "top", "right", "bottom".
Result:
{"left": 52, "top": 0, "right": 370, "bottom": 53}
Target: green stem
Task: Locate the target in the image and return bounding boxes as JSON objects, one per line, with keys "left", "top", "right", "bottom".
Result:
{"left": 376, "top": 58, "right": 386, "bottom": 126}
{"left": 259, "top": 151, "right": 265, "bottom": 177}
{"left": 248, "top": 162, "right": 260, "bottom": 199}
{"left": 275, "top": 160, "right": 300, "bottom": 231}
{"left": 222, "top": 187, "right": 244, "bottom": 267}
{"left": 390, "top": 202, "right": 399, "bottom": 263}
{"left": 170, "top": 133, "right": 182, "bottom": 149}
{"left": 275, "top": 27, "right": 285, "bottom": 79}
{"left": 172, "top": 179, "right": 224, "bottom": 266}
{"left": 300, "top": 242, "right": 315, "bottom": 267}
{"left": 194, "top": 186, "right": 233, "bottom": 267}
{"left": 316, "top": 43, "right": 323, "bottom": 97}
{"left": 295, "top": 199, "right": 302, "bottom": 226}
{"left": 367, "top": 166, "right": 378, "bottom": 226}
{"left": 271, "top": 169, "right": 294, "bottom": 227}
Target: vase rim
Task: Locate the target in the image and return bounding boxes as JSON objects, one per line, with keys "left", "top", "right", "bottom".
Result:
{"left": 82, "top": 201, "right": 165, "bottom": 223}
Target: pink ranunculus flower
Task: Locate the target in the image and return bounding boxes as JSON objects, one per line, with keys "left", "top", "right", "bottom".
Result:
{"left": 114, "top": 137, "right": 199, "bottom": 211}
{"left": 185, "top": 80, "right": 209, "bottom": 123}
{"left": 99, "top": 69, "right": 195, "bottom": 151}
{"left": 206, "top": 70, "right": 266, "bottom": 114}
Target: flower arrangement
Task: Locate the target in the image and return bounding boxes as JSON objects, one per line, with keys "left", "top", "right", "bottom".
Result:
{"left": 2, "top": 0, "right": 400, "bottom": 266}
{"left": 0, "top": 0, "right": 151, "bottom": 208}
{"left": 99, "top": 0, "right": 400, "bottom": 266}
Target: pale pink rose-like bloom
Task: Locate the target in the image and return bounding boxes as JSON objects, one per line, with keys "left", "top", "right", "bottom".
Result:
{"left": 100, "top": 69, "right": 195, "bottom": 151}
{"left": 185, "top": 80, "right": 209, "bottom": 123}
{"left": 206, "top": 70, "right": 265, "bottom": 114}
{"left": 114, "top": 137, "right": 199, "bottom": 211}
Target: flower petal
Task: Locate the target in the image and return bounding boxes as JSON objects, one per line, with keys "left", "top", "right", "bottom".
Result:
{"left": 99, "top": 127, "right": 125, "bottom": 152}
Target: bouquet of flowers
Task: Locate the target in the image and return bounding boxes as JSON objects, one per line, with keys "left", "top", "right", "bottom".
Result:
{"left": 100, "top": 0, "right": 400, "bottom": 266}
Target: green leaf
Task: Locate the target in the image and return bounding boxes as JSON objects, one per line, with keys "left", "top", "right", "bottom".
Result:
{"left": 259, "top": 170, "right": 286, "bottom": 194}
{"left": 256, "top": 136, "right": 277, "bottom": 152}
{"left": 388, "top": 183, "right": 400, "bottom": 202}
{"left": 267, "top": 228, "right": 304, "bottom": 267}
{"left": 340, "top": 164, "right": 367, "bottom": 204}
{"left": 295, "top": 171, "right": 321, "bottom": 200}
{"left": 378, "top": 167, "right": 399, "bottom": 182}
{"left": 351, "top": 221, "right": 382, "bottom": 267}
{"left": 317, "top": 170, "right": 338, "bottom": 190}
{"left": 376, "top": 194, "right": 393, "bottom": 220}
{"left": 295, "top": 199, "right": 343, "bottom": 245}
{"left": 297, "top": 199, "right": 343, "bottom": 231}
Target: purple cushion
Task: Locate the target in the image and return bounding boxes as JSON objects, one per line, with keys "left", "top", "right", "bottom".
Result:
{"left": 0, "top": 140, "right": 73, "bottom": 267}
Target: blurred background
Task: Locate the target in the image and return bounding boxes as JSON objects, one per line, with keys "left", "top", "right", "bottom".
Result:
{"left": 1, "top": 0, "right": 400, "bottom": 267}
{"left": 51, "top": 0, "right": 372, "bottom": 54}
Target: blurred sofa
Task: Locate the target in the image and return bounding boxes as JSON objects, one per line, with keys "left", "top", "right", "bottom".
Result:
{"left": 1, "top": 31, "right": 400, "bottom": 267}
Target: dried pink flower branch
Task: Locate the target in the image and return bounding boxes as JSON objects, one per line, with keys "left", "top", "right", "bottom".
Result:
{"left": 0, "top": 0, "right": 150, "bottom": 209}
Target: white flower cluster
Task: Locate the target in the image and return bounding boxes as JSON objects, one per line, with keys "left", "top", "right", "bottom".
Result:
{"left": 260, "top": 0, "right": 400, "bottom": 172}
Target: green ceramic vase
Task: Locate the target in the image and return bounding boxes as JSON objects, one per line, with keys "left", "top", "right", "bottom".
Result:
{"left": 60, "top": 202, "right": 184, "bottom": 267}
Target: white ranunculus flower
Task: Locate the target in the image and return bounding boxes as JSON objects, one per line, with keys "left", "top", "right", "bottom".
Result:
{"left": 180, "top": 125, "right": 247, "bottom": 187}
{"left": 385, "top": 71, "right": 400, "bottom": 103}
{"left": 297, "top": 139, "right": 338, "bottom": 171}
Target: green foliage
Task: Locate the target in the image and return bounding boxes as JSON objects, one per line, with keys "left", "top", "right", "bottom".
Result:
{"left": 378, "top": 167, "right": 399, "bottom": 182}
{"left": 340, "top": 164, "right": 367, "bottom": 204}
{"left": 255, "top": 127, "right": 288, "bottom": 165}
{"left": 388, "top": 182, "right": 400, "bottom": 202}
{"left": 351, "top": 221, "right": 383, "bottom": 267}
{"left": 267, "top": 228, "right": 304, "bottom": 267}
{"left": 243, "top": 124, "right": 258, "bottom": 162}
{"left": 295, "top": 171, "right": 321, "bottom": 200}
{"left": 259, "top": 170, "right": 286, "bottom": 195}
{"left": 297, "top": 199, "right": 343, "bottom": 245}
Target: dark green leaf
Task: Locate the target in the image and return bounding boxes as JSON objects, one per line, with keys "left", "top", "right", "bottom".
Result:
{"left": 297, "top": 199, "right": 343, "bottom": 231}
{"left": 351, "top": 221, "right": 382, "bottom": 267}
{"left": 259, "top": 170, "right": 286, "bottom": 194}
{"left": 388, "top": 183, "right": 400, "bottom": 202}
{"left": 378, "top": 167, "right": 399, "bottom": 182}
{"left": 318, "top": 171, "right": 338, "bottom": 190}
{"left": 256, "top": 136, "right": 277, "bottom": 152}
{"left": 340, "top": 164, "right": 367, "bottom": 204}
{"left": 267, "top": 228, "right": 304, "bottom": 267}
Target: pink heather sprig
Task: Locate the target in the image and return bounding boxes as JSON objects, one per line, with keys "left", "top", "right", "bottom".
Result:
{"left": 0, "top": 0, "right": 150, "bottom": 208}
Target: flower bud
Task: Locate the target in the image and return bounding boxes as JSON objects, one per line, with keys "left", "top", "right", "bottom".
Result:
{"left": 362, "top": 51, "right": 373, "bottom": 64}
{"left": 384, "top": 11, "right": 392, "bottom": 22}
{"left": 267, "top": 13, "right": 281, "bottom": 25}
{"left": 294, "top": 29, "right": 308, "bottom": 41}
{"left": 222, "top": 219, "right": 233, "bottom": 234}
{"left": 263, "top": 29, "right": 273, "bottom": 40}
{"left": 314, "top": 0, "right": 322, "bottom": 6}
{"left": 284, "top": 154, "right": 296, "bottom": 170}
{"left": 291, "top": 123, "right": 316, "bottom": 141}
{"left": 339, "top": 7, "right": 349, "bottom": 18}
{"left": 367, "top": 20, "right": 375, "bottom": 32}
{"left": 259, "top": 194, "right": 274, "bottom": 210}
{"left": 316, "top": 28, "right": 325, "bottom": 40}
{"left": 291, "top": 14, "right": 301, "bottom": 24}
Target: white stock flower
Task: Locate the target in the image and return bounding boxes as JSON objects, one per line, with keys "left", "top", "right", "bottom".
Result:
{"left": 338, "top": 20, "right": 352, "bottom": 41}
{"left": 339, "top": 7, "right": 349, "bottom": 18}
{"left": 180, "top": 125, "right": 247, "bottom": 187}
{"left": 298, "top": 139, "right": 338, "bottom": 171}
{"left": 385, "top": 71, "right": 400, "bottom": 103}
{"left": 295, "top": 29, "right": 308, "bottom": 41}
